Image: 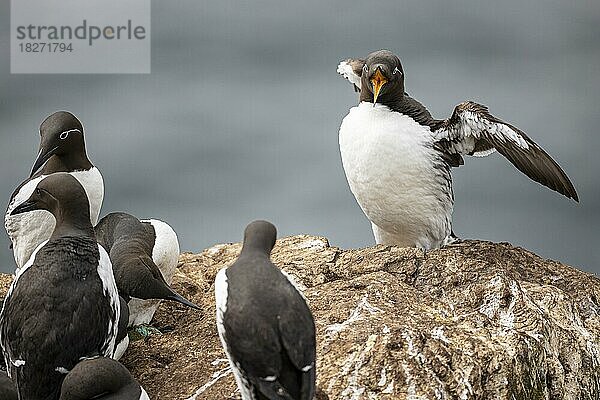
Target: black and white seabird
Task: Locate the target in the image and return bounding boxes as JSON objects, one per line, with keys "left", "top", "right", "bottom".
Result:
{"left": 5, "top": 111, "right": 104, "bottom": 269}
{"left": 215, "top": 220, "right": 316, "bottom": 400}
{"left": 59, "top": 357, "right": 149, "bottom": 400}
{"left": 1, "top": 357, "right": 148, "bottom": 400}
{"left": 0, "top": 173, "right": 119, "bottom": 400}
{"left": 337, "top": 50, "right": 578, "bottom": 250}
{"left": 95, "top": 212, "right": 198, "bottom": 328}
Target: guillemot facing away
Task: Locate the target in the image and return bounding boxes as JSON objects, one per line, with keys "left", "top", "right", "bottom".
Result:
{"left": 0, "top": 174, "right": 119, "bottom": 400}
{"left": 95, "top": 212, "right": 198, "bottom": 328}
{"left": 5, "top": 111, "right": 104, "bottom": 269}
{"left": 337, "top": 50, "right": 578, "bottom": 250}
{"left": 215, "top": 221, "right": 316, "bottom": 400}
{"left": 59, "top": 357, "right": 149, "bottom": 400}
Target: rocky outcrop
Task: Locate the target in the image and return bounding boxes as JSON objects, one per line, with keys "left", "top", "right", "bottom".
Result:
{"left": 1, "top": 236, "right": 599, "bottom": 399}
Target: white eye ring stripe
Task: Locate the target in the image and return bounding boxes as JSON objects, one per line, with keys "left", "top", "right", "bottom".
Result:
{"left": 59, "top": 129, "right": 81, "bottom": 140}
{"left": 393, "top": 67, "right": 402, "bottom": 75}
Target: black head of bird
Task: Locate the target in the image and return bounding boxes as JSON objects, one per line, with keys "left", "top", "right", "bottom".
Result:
{"left": 30, "top": 111, "right": 87, "bottom": 177}
{"left": 360, "top": 49, "right": 405, "bottom": 106}
{"left": 241, "top": 220, "right": 277, "bottom": 256}
{"left": 10, "top": 173, "right": 92, "bottom": 236}
{"left": 59, "top": 357, "right": 146, "bottom": 400}
{"left": 111, "top": 247, "right": 200, "bottom": 311}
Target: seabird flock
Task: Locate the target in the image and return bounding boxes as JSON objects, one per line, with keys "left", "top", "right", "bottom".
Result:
{"left": 0, "top": 49, "right": 577, "bottom": 399}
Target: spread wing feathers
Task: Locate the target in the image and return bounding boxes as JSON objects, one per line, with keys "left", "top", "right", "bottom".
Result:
{"left": 337, "top": 58, "right": 365, "bottom": 92}
{"left": 433, "top": 101, "right": 579, "bottom": 201}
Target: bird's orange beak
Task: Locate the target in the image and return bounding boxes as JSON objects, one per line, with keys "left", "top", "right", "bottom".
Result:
{"left": 371, "top": 68, "right": 387, "bottom": 104}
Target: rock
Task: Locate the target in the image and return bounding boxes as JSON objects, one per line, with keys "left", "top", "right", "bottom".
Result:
{"left": 1, "top": 236, "right": 599, "bottom": 399}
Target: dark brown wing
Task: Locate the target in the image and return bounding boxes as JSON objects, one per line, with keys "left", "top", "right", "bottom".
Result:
{"left": 433, "top": 101, "right": 578, "bottom": 201}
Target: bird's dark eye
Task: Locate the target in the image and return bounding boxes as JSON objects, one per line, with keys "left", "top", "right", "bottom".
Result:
{"left": 59, "top": 131, "right": 69, "bottom": 140}
{"left": 362, "top": 64, "right": 368, "bottom": 73}
{"left": 35, "top": 188, "right": 42, "bottom": 196}
{"left": 393, "top": 67, "right": 402, "bottom": 76}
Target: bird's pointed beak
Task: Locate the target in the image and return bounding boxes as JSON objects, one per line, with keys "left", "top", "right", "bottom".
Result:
{"left": 10, "top": 199, "right": 38, "bottom": 216}
{"left": 29, "top": 145, "right": 59, "bottom": 178}
{"left": 167, "top": 290, "right": 200, "bottom": 310}
{"left": 371, "top": 68, "right": 387, "bottom": 105}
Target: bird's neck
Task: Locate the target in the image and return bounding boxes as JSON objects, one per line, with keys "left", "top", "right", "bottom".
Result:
{"left": 42, "top": 147, "right": 93, "bottom": 174}
{"left": 50, "top": 209, "right": 94, "bottom": 240}
{"left": 240, "top": 247, "right": 270, "bottom": 257}
{"left": 240, "top": 235, "right": 275, "bottom": 256}
{"left": 362, "top": 92, "right": 439, "bottom": 128}
{"left": 360, "top": 85, "right": 405, "bottom": 110}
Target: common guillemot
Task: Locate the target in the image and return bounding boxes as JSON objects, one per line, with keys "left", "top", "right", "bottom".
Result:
{"left": 5, "top": 111, "right": 104, "bottom": 269}
{"left": 0, "top": 357, "right": 147, "bottom": 400}
{"left": 338, "top": 50, "right": 578, "bottom": 250}
{"left": 215, "top": 221, "right": 316, "bottom": 400}
{"left": 95, "top": 212, "right": 198, "bottom": 328}
{"left": 0, "top": 173, "right": 119, "bottom": 400}
{"left": 59, "top": 357, "right": 149, "bottom": 400}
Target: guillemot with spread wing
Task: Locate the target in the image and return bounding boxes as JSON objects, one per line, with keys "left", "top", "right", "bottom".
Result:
{"left": 5, "top": 111, "right": 104, "bottom": 269}
{"left": 338, "top": 50, "right": 578, "bottom": 250}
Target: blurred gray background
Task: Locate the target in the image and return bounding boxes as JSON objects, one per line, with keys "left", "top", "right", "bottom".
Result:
{"left": 0, "top": 1, "right": 598, "bottom": 274}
